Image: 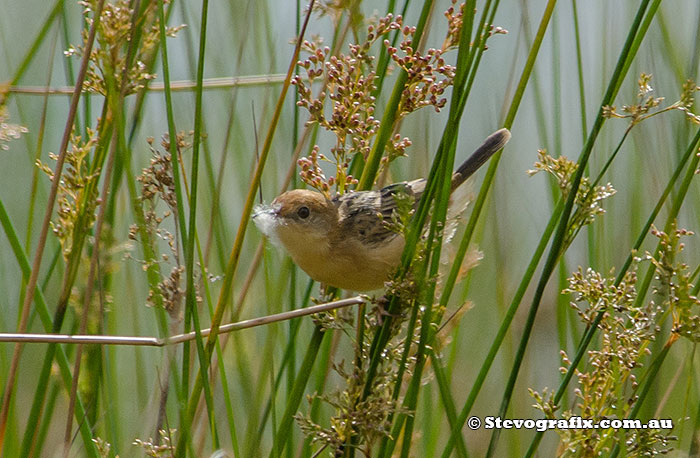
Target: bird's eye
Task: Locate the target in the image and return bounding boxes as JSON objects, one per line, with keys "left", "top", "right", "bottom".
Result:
{"left": 297, "top": 206, "right": 310, "bottom": 219}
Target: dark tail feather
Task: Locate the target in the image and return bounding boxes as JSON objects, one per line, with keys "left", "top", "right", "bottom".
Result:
{"left": 451, "top": 128, "right": 511, "bottom": 191}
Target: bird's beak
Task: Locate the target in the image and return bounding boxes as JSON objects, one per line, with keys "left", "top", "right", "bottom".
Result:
{"left": 253, "top": 204, "right": 278, "bottom": 219}
{"left": 253, "top": 203, "right": 284, "bottom": 243}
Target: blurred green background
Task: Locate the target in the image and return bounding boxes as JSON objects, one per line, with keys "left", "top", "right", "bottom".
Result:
{"left": 1, "top": 0, "right": 699, "bottom": 456}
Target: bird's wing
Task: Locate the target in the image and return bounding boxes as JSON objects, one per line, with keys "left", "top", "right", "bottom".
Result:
{"left": 334, "top": 182, "right": 422, "bottom": 247}
{"left": 379, "top": 179, "right": 426, "bottom": 215}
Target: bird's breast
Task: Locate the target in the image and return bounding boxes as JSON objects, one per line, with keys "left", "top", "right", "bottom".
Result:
{"left": 282, "top": 229, "right": 405, "bottom": 291}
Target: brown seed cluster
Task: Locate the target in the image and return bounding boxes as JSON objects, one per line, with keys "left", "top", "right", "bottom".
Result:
{"left": 650, "top": 224, "right": 700, "bottom": 342}
{"left": 528, "top": 149, "right": 616, "bottom": 248}
{"left": 531, "top": 261, "right": 675, "bottom": 456}
{"left": 37, "top": 130, "right": 100, "bottom": 260}
{"left": 0, "top": 106, "right": 28, "bottom": 150}
{"left": 387, "top": 30, "right": 455, "bottom": 117}
{"left": 603, "top": 73, "right": 700, "bottom": 126}
{"left": 138, "top": 135, "right": 184, "bottom": 211}
{"left": 297, "top": 145, "right": 340, "bottom": 198}
{"left": 67, "top": 0, "right": 184, "bottom": 95}
{"left": 292, "top": 8, "right": 484, "bottom": 196}
{"left": 129, "top": 133, "right": 195, "bottom": 317}
{"left": 292, "top": 17, "right": 398, "bottom": 194}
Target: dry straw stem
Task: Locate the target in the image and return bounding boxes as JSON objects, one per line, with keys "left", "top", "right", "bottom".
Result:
{"left": 231, "top": 122, "right": 314, "bottom": 322}
{"left": 0, "top": 296, "right": 364, "bottom": 346}
{"left": 9, "top": 74, "right": 292, "bottom": 94}
{"left": 64, "top": 0, "right": 150, "bottom": 448}
{"left": 63, "top": 120, "right": 118, "bottom": 456}
{"left": 0, "top": 0, "right": 106, "bottom": 448}
{"left": 224, "top": 13, "right": 355, "bottom": 314}
{"left": 193, "top": 19, "right": 357, "bottom": 448}
{"left": 178, "top": 4, "right": 318, "bottom": 441}
{"left": 196, "top": 18, "right": 357, "bottom": 441}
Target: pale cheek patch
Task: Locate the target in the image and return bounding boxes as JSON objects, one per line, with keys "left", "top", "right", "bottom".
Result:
{"left": 253, "top": 204, "right": 283, "bottom": 246}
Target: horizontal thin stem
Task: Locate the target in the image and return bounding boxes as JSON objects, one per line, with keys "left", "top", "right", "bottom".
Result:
{"left": 9, "top": 74, "right": 294, "bottom": 94}
{"left": 0, "top": 296, "right": 364, "bottom": 347}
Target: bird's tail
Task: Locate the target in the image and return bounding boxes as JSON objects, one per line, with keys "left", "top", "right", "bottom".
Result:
{"left": 451, "top": 128, "right": 511, "bottom": 191}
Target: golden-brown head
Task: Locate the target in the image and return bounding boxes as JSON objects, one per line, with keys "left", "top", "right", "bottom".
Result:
{"left": 254, "top": 189, "right": 339, "bottom": 245}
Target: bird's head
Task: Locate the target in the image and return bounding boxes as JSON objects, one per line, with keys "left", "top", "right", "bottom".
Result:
{"left": 253, "top": 189, "right": 339, "bottom": 248}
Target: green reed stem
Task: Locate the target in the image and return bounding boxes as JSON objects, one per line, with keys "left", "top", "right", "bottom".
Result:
{"left": 486, "top": 1, "right": 657, "bottom": 454}
{"left": 268, "top": 327, "right": 326, "bottom": 458}
{"left": 357, "top": 0, "right": 432, "bottom": 191}
{"left": 176, "top": 3, "right": 316, "bottom": 454}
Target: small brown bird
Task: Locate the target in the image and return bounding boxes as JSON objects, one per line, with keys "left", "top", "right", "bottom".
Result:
{"left": 253, "top": 128, "right": 510, "bottom": 291}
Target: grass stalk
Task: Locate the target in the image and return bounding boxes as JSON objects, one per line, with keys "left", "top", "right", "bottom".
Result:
{"left": 357, "top": 0, "right": 432, "bottom": 191}
{"left": 269, "top": 326, "right": 326, "bottom": 458}
{"left": 24, "top": 23, "right": 59, "bottom": 255}
{"left": 23, "top": 66, "right": 113, "bottom": 458}
{"left": 429, "top": 350, "right": 469, "bottom": 458}
{"left": 0, "top": 198, "right": 97, "bottom": 457}
{"left": 177, "top": 0, "right": 220, "bottom": 451}
{"left": 359, "top": 0, "right": 440, "bottom": 410}
{"left": 62, "top": 0, "right": 156, "bottom": 450}
{"left": 175, "top": 2, "right": 316, "bottom": 454}
{"left": 439, "top": 0, "right": 555, "bottom": 309}
{"left": 0, "top": 0, "right": 106, "bottom": 451}
{"left": 439, "top": 1, "right": 559, "bottom": 452}
{"left": 441, "top": 198, "right": 563, "bottom": 457}
{"left": 62, "top": 118, "right": 119, "bottom": 457}
{"left": 486, "top": 0, "right": 659, "bottom": 452}
{"left": 1, "top": 0, "right": 64, "bottom": 104}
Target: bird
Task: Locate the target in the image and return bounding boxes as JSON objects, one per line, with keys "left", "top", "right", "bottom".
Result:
{"left": 253, "top": 128, "right": 511, "bottom": 291}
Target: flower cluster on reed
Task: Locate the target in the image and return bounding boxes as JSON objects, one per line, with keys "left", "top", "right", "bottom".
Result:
{"left": 129, "top": 133, "right": 193, "bottom": 317}
{"left": 292, "top": 8, "right": 461, "bottom": 197}
{"left": 531, "top": 221, "right": 699, "bottom": 456}
{"left": 290, "top": 3, "right": 508, "bottom": 454}
{"left": 528, "top": 150, "right": 616, "bottom": 248}
{"left": 603, "top": 73, "right": 700, "bottom": 126}
{"left": 66, "top": 0, "right": 184, "bottom": 95}
{"left": 38, "top": 130, "right": 100, "bottom": 259}
{"left": 0, "top": 106, "right": 28, "bottom": 150}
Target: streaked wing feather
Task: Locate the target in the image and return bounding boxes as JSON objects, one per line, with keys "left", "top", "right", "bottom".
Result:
{"left": 334, "top": 180, "right": 423, "bottom": 246}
